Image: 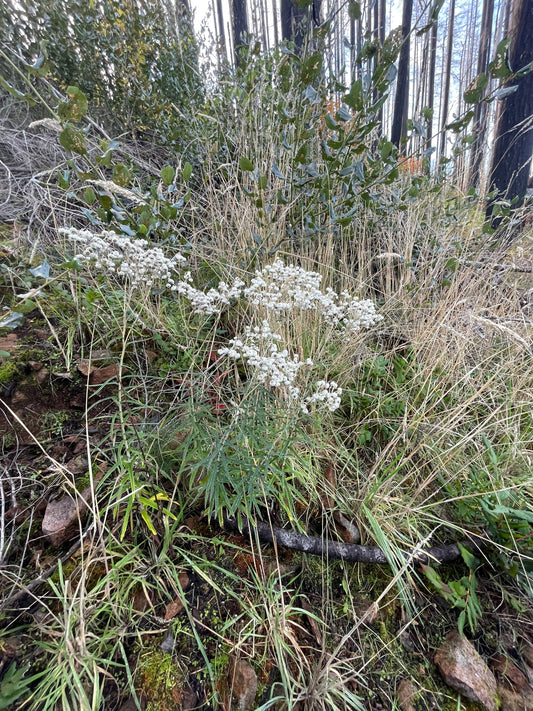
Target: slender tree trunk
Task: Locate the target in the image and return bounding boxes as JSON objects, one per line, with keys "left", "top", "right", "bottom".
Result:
{"left": 468, "top": 0, "right": 494, "bottom": 188}
{"left": 487, "top": 0, "right": 533, "bottom": 213}
{"left": 439, "top": 0, "right": 455, "bottom": 161}
{"left": 232, "top": 0, "right": 249, "bottom": 66}
{"left": 215, "top": 0, "right": 227, "bottom": 64}
{"left": 391, "top": 0, "right": 413, "bottom": 148}
{"left": 425, "top": 21, "right": 438, "bottom": 166}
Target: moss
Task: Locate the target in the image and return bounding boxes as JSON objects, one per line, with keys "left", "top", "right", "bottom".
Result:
{"left": 135, "top": 647, "right": 186, "bottom": 711}
{"left": 0, "top": 359, "right": 20, "bottom": 386}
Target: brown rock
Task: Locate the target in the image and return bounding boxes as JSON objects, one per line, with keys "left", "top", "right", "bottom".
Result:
{"left": 230, "top": 659, "right": 258, "bottom": 711}
{"left": 491, "top": 654, "right": 529, "bottom": 691}
{"left": 0, "top": 334, "right": 17, "bottom": 353}
{"left": 89, "top": 364, "right": 120, "bottom": 385}
{"left": 42, "top": 487, "right": 92, "bottom": 546}
{"left": 164, "top": 596, "right": 185, "bottom": 620}
{"left": 34, "top": 367, "right": 49, "bottom": 385}
{"left": 11, "top": 390, "right": 28, "bottom": 406}
{"left": 434, "top": 631, "right": 498, "bottom": 711}
{"left": 397, "top": 679, "right": 417, "bottom": 711}
{"left": 498, "top": 684, "right": 533, "bottom": 711}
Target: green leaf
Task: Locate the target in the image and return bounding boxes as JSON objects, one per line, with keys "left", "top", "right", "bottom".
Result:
{"left": 258, "top": 175, "right": 268, "bottom": 190}
{"left": 348, "top": 1, "right": 361, "bottom": 20}
{"left": 345, "top": 78, "right": 363, "bottom": 111}
{"left": 0, "top": 351, "right": 10, "bottom": 359}
{"left": 446, "top": 110, "right": 474, "bottom": 133}
{"left": 463, "top": 73, "right": 488, "bottom": 104}
{"left": 58, "top": 86, "right": 88, "bottom": 122}
{"left": 113, "top": 163, "right": 131, "bottom": 187}
{"left": 299, "top": 52, "right": 323, "bottom": 85}
{"left": 239, "top": 157, "right": 254, "bottom": 171}
{"left": 0, "top": 75, "right": 37, "bottom": 106}
{"left": 516, "top": 60, "right": 533, "bottom": 77}
{"left": 161, "top": 165, "right": 175, "bottom": 186}
{"left": 489, "top": 38, "right": 511, "bottom": 78}
{"left": 14, "top": 300, "right": 38, "bottom": 315}
{"left": 59, "top": 123, "right": 87, "bottom": 155}
{"left": 84, "top": 187, "right": 97, "bottom": 205}
{"left": 182, "top": 162, "right": 193, "bottom": 181}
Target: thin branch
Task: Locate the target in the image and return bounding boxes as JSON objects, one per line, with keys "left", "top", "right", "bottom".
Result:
{"left": 224, "top": 516, "right": 488, "bottom": 565}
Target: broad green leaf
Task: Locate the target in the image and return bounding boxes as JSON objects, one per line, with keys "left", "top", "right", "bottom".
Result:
{"left": 84, "top": 187, "right": 96, "bottom": 204}
{"left": 161, "top": 165, "right": 175, "bottom": 185}
{"left": 239, "top": 157, "right": 254, "bottom": 171}
{"left": 57, "top": 86, "right": 88, "bottom": 122}
{"left": 345, "top": 78, "right": 363, "bottom": 111}
{"left": 348, "top": 1, "right": 361, "bottom": 19}
{"left": 59, "top": 123, "right": 86, "bottom": 155}
{"left": 489, "top": 38, "right": 511, "bottom": 78}
{"left": 113, "top": 163, "right": 130, "bottom": 187}
{"left": 182, "top": 162, "right": 193, "bottom": 181}
{"left": 463, "top": 73, "right": 488, "bottom": 104}
{"left": 446, "top": 110, "right": 474, "bottom": 132}
{"left": 299, "top": 52, "right": 323, "bottom": 85}
{"left": 0, "top": 351, "right": 10, "bottom": 359}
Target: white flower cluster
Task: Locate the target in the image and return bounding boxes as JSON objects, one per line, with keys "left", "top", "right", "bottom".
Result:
{"left": 218, "top": 320, "right": 312, "bottom": 402}
{"left": 302, "top": 380, "right": 343, "bottom": 413}
{"left": 60, "top": 227, "right": 186, "bottom": 290}
{"left": 244, "top": 259, "right": 383, "bottom": 334}
{"left": 175, "top": 272, "right": 245, "bottom": 315}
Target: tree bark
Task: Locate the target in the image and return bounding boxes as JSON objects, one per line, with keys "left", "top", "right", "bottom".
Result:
{"left": 232, "top": 0, "right": 249, "bottom": 67}
{"left": 391, "top": 0, "right": 413, "bottom": 148}
{"left": 468, "top": 0, "right": 494, "bottom": 189}
{"left": 439, "top": 0, "right": 455, "bottom": 162}
{"left": 487, "top": 0, "right": 533, "bottom": 211}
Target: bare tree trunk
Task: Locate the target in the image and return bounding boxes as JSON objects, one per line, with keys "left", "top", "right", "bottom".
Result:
{"left": 215, "top": 0, "right": 227, "bottom": 65}
{"left": 468, "top": 0, "right": 494, "bottom": 189}
{"left": 391, "top": 0, "right": 413, "bottom": 148}
{"left": 487, "top": 0, "right": 533, "bottom": 214}
{"left": 425, "top": 21, "right": 438, "bottom": 167}
{"left": 232, "top": 0, "right": 249, "bottom": 67}
{"left": 439, "top": 0, "right": 455, "bottom": 161}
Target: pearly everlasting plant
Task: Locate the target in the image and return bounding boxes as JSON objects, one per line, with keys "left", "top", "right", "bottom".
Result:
{"left": 244, "top": 259, "right": 383, "bottom": 335}
{"left": 60, "top": 227, "right": 186, "bottom": 290}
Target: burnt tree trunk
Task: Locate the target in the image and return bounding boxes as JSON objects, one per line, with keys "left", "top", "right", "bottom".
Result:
{"left": 232, "top": 0, "right": 249, "bottom": 67}
{"left": 391, "top": 0, "right": 413, "bottom": 148}
{"left": 487, "top": 0, "right": 533, "bottom": 212}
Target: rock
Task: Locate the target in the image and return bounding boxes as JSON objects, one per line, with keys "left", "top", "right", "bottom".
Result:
{"left": 42, "top": 487, "right": 92, "bottom": 546}
{"left": 397, "top": 679, "right": 417, "bottom": 711}
{"left": 34, "top": 368, "right": 49, "bottom": 385}
{"left": 491, "top": 654, "right": 529, "bottom": 691}
{"left": 230, "top": 659, "right": 258, "bottom": 711}
{"left": 434, "top": 631, "right": 498, "bottom": 711}
{"left": 498, "top": 684, "right": 533, "bottom": 711}
{"left": 65, "top": 455, "right": 89, "bottom": 476}
{"left": 89, "top": 363, "right": 120, "bottom": 385}
{"left": 181, "top": 687, "right": 197, "bottom": 711}
{"left": 163, "top": 597, "right": 184, "bottom": 620}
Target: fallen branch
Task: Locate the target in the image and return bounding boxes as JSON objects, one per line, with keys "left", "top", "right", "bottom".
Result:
{"left": 0, "top": 530, "right": 90, "bottom": 614}
{"left": 225, "top": 516, "right": 488, "bottom": 565}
